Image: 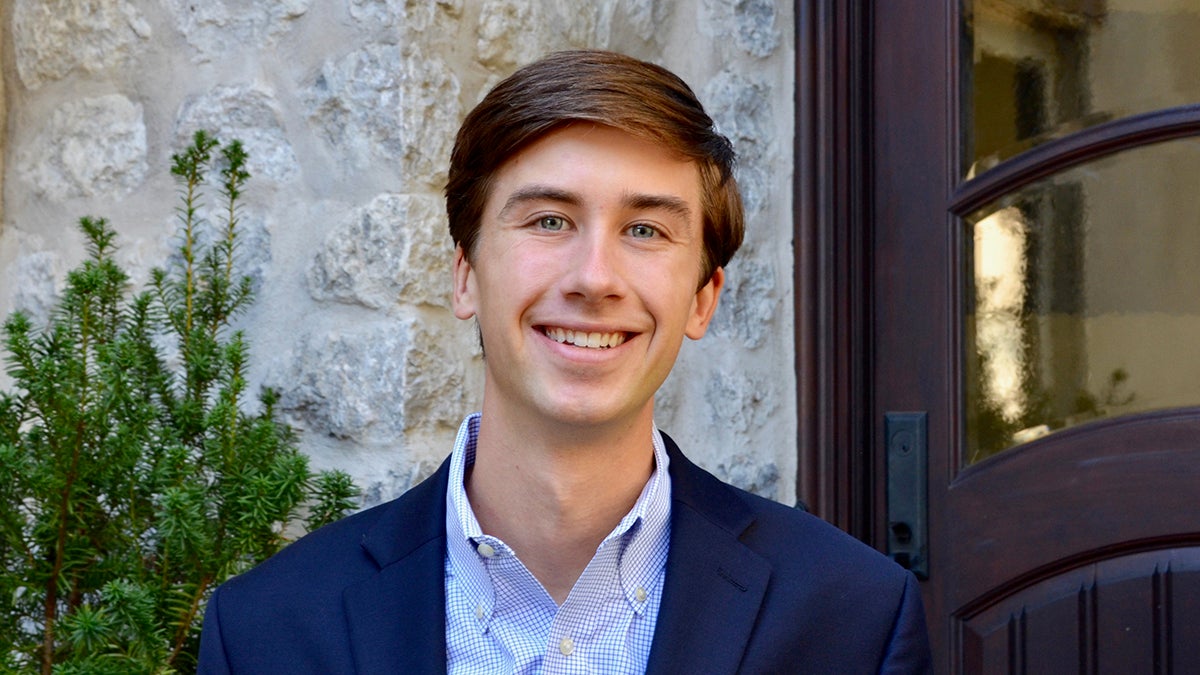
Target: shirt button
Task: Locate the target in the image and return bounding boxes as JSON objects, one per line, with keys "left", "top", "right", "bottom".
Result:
{"left": 476, "top": 542, "right": 496, "bottom": 558}
{"left": 475, "top": 604, "right": 484, "bottom": 620}
{"left": 559, "top": 636, "right": 575, "bottom": 656}
{"left": 635, "top": 587, "right": 648, "bottom": 603}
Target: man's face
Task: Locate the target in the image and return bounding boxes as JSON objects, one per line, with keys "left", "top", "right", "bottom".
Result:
{"left": 452, "top": 123, "right": 724, "bottom": 433}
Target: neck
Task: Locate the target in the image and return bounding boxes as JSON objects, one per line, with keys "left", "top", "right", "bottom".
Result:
{"left": 465, "top": 404, "right": 656, "bottom": 604}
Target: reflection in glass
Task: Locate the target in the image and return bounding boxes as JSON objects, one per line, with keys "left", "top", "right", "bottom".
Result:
{"left": 964, "top": 139, "right": 1200, "bottom": 464}
{"left": 963, "top": 0, "right": 1200, "bottom": 176}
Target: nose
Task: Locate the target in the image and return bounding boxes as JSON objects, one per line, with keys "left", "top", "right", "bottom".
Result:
{"left": 562, "top": 229, "right": 625, "bottom": 301}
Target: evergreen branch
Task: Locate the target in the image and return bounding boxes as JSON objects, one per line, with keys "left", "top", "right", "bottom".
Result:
{"left": 170, "top": 131, "right": 218, "bottom": 379}
{"left": 219, "top": 141, "right": 250, "bottom": 290}
{"left": 164, "top": 575, "right": 210, "bottom": 671}
{"left": 1, "top": 131, "right": 360, "bottom": 673}
{"left": 42, "top": 227, "right": 109, "bottom": 673}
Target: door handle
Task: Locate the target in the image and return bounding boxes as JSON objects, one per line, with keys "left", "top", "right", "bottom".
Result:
{"left": 886, "top": 412, "right": 928, "bottom": 579}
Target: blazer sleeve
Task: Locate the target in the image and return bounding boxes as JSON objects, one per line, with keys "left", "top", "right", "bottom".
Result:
{"left": 197, "top": 585, "right": 233, "bottom": 675}
{"left": 878, "top": 573, "right": 934, "bottom": 674}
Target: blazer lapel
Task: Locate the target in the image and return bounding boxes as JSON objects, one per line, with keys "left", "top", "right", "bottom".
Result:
{"left": 335, "top": 437, "right": 772, "bottom": 674}
{"left": 343, "top": 459, "right": 451, "bottom": 675}
{"left": 646, "top": 435, "right": 771, "bottom": 675}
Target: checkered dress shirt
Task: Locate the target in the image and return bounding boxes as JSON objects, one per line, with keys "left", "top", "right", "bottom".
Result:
{"left": 444, "top": 413, "right": 672, "bottom": 674}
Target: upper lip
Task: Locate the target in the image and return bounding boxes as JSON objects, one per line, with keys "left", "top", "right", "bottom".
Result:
{"left": 537, "top": 322, "right": 633, "bottom": 334}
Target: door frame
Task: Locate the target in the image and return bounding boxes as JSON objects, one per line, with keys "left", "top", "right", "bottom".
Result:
{"left": 793, "top": 0, "right": 876, "bottom": 539}
{"left": 792, "top": 0, "right": 947, "bottom": 653}
{"left": 797, "top": 3, "right": 1200, "bottom": 671}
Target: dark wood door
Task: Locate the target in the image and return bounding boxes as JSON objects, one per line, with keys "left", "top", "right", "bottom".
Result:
{"left": 867, "top": 2, "right": 1200, "bottom": 672}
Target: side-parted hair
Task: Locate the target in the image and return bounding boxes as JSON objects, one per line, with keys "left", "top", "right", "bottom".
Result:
{"left": 445, "top": 49, "right": 744, "bottom": 284}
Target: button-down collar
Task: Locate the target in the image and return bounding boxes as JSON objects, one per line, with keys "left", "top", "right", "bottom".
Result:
{"left": 445, "top": 412, "right": 671, "bottom": 632}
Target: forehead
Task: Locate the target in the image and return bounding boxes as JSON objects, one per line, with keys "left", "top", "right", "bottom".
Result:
{"left": 484, "top": 123, "right": 702, "bottom": 216}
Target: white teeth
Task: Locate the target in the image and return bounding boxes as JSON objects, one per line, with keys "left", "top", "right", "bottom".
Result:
{"left": 544, "top": 327, "right": 627, "bottom": 349}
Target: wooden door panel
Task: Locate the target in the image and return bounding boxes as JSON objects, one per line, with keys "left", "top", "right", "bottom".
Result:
{"left": 864, "top": 2, "right": 1200, "bottom": 671}
{"left": 955, "top": 547, "right": 1200, "bottom": 673}
{"left": 1171, "top": 559, "right": 1200, "bottom": 671}
{"left": 945, "top": 411, "right": 1200, "bottom": 605}
{"left": 1023, "top": 594, "right": 1082, "bottom": 675}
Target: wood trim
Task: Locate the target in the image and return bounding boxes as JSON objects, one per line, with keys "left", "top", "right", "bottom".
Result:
{"left": 794, "top": 0, "right": 874, "bottom": 540}
{"left": 868, "top": 0, "right": 953, "bottom": 664}
{"left": 950, "top": 105, "right": 1200, "bottom": 215}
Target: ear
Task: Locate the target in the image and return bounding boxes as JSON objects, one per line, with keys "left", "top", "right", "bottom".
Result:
{"left": 685, "top": 266, "right": 724, "bottom": 339}
{"left": 452, "top": 244, "right": 477, "bottom": 320}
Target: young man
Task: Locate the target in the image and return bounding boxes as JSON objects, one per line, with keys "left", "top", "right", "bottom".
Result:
{"left": 199, "top": 50, "right": 931, "bottom": 673}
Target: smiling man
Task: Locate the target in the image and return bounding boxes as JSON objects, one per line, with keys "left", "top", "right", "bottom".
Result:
{"left": 199, "top": 50, "right": 931, "bottom": 674}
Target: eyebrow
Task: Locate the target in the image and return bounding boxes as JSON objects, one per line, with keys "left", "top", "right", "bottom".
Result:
{"left": 498, "top": 185, "right": 581, "bottom": 220}
{"left": 497, "top": 184, "right": 694, "bottom": 221}
{"left": 621, "top": 192, "right": 693, "bottom": 221}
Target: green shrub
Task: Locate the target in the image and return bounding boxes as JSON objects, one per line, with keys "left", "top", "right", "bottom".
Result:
{"left": 0, "top": 132, "right": 359, "bottom": 674}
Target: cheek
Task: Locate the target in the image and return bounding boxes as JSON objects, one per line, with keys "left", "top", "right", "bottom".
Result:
{"left": 641, "top": 281, "right": 696, "bottom": 324}
{"left": 509, "top": 246, "right": 568, "bottom": 289}
{"left": 471, "top": 254, "right": 551, "bottom": 319}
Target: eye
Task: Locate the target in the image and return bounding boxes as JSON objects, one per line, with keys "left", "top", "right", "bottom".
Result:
{"left": 628, "top": 223, "right": 658, "bottom": 239}
{"left": 537, "top": 215, "right": 567, "bottom": 231}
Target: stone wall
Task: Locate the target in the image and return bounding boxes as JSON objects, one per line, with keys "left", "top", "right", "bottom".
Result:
{"left": 0, "top": 0, "right": 7, "bottom": 221}
{"left": 0, "top": 0, "right": 797, "bottom": 508}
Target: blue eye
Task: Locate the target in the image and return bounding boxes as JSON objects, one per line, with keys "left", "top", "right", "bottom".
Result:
{"left": 538, "top": 216, "right": 566, "bottom": 231}
{"left": 629, "top": 223, "right": 657, "bottom": 239}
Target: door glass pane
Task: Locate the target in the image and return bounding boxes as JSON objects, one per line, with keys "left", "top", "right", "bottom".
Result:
{"left": 962, "top": 0, "right": 1200, "bottom": 177}
{"left": 964, "top": 139, "right": 1200, "bottom": 464}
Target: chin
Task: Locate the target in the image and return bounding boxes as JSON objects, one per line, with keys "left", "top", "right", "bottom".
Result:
{"left": 537, "top": 398, "right": 648, "bottom": 431}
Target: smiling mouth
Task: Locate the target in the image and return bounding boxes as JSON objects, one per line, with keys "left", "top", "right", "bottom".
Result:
{"left": 541, "top": 326, "right": 628, "bottom": 349}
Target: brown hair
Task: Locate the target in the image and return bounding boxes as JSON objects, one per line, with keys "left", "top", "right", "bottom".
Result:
{"left": 445, "top": 49, "right": 744, "bottom": 283}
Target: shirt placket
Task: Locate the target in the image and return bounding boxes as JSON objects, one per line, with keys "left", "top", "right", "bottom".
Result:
{"left": 542, "top": 537, "right": 626, "bottom": 674}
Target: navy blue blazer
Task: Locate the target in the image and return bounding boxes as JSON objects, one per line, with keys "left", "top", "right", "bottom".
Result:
{"left": 199, "top": 434, "right": 932, "bottom": 673}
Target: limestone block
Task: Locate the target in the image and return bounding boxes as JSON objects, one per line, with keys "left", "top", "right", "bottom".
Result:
{"left": 702, "top": 0, "right": 780, "bottom": 59}
{"left": 711, "top": 256, "right": 776, "bottom": 349}
{"left": 652, "top": 371, "right": 683, "bottom": 431}
{"left": 655, "top": 367, "right": 781, "bottom": 500}
{"left": 714, "top": 454, "right": 780, "bottom": 500}
{"left": 616, "top": 0, "right": 667, "bottom": 42}
{"left": 348, "top": 0, "right": 401, "bottom": 27}
{"left": 704, "top": 369, "right": 777, "bottom": 438}
{"left": 165, "top": 0, "right": 309, "bottom": 61}
{"left": 360, "top": 458, "right": 442, "bottom": 508}
{"left": 476, "top": 0, "right": 536, "bottom": 68}
{"left": 16, "top": 94, "right": 148, "bottom": 201}
{"left": 175, "top": 86, "right": 300, "bottom": 183}
{"left": 349, "top": 0, "right": 463, "bottom": 36}
{"left": 232, "top": 212, "right": 273, "bottom": 293}
{"left": 6, "top": 242, "right": 62, "bottom": 330}
{"left": 400, "top": 322, "right": 474, "bottom": 431}
{"left": 12, "top": 0, "right": 151, "bottom": 90}
{"left": 275, "top": 319, "right": 471, "bottom": 443}
{"left": 704, "top": 71, "right": 772, "bottom": 215}
{"left": 308, "top": 193, "right": 451, "bottom": 310}
{"left": 276, "top": 323, "right": 411, "bottom": 441}
{"left": 475, "top": 0, "right": 614, "bottom": 69}
{"left": 307, "top": 43, "right": 401, "bottom": 164}
{"left": 306, "top": 45, "right": 461, "bottom": 188}
{"left": 400, "top": 54, "right": 463, "bottom": 188}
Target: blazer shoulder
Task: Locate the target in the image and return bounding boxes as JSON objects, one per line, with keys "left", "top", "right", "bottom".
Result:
{"left": 740, "top": 486, "right": 908, "bottom": 582}
{"left": 214, "top": 456, "right": 450, "bottom": 611}
{"left": 201, "top": 462, "right": 453, "bottom": 673}
{"left": 655, "top": 434, "right": 930, "bottom": 673}
{"left": 663, "top": 430, "right": 907, "bottom": 587}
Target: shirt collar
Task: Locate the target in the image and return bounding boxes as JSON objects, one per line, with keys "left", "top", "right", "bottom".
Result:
{"left": 444, "top": 413, "right": 672, "bottom": 620}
